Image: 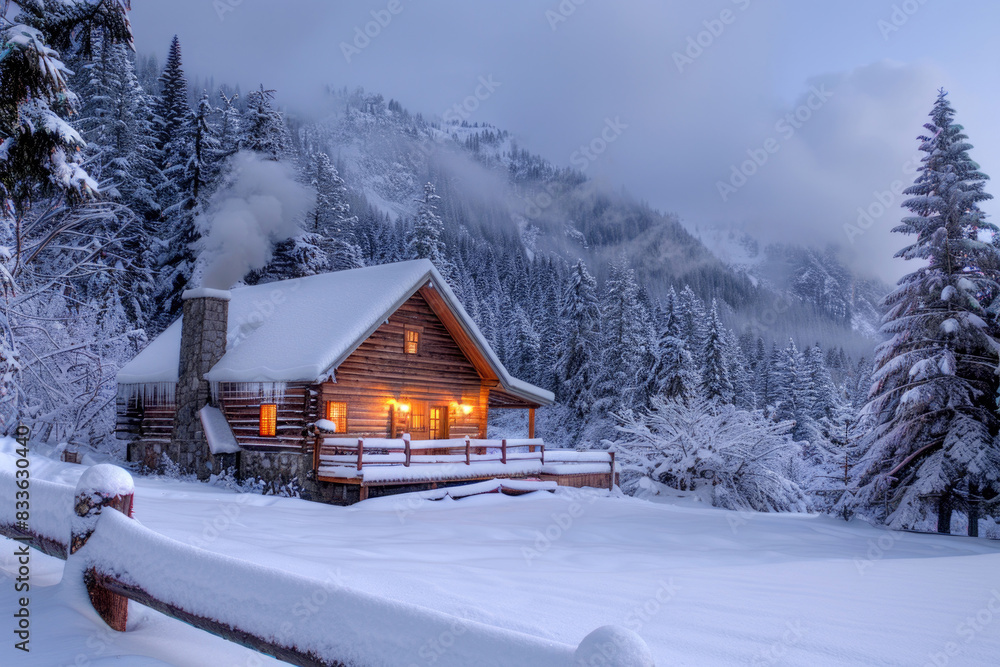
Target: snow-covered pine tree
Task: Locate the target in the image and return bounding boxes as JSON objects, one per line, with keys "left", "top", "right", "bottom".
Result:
{"left": 0, "top": 18, "right": 97, "bottom": 216}
{"left": 701, "top": 300, "right": 735, "bottom": 403}
{"left": 154, "top": 36, "right": 191, "bottom": 199}
{"left": 555, "top": 260, "right": 601, "bottom": 422}
{"left": 676, "top": 285, "right": 706, "bottom": 362}
{"left": 727, "top": 328, "right": 755, "bottom": 410}
{"left": 512, "top": 306, "right": 542, "bottom": 386}
{"left": 410, "top": 182, "right": 456, "bottom": 283}
{"left": 309, "top": 151, "right": 362, "bottom": 271}
{"left": 217, "top": 90, "right": 242, "bottom": 159}
{"left": 847, "top": 91, "right": 1000, "bottom": 534}
{"left": 242, "top": 85, "right": 287, "bottom": 161}
{"left": 650, "top": 331, "right": 698, "bottom": 402}
{"left": 1, "top": 0, "right": 133, "bottom": 431}
{"left": 150, "top": 37, "right": 201, "bottom": 329}
{"left": 592, "top": 259, "right": 654, "bottom": 416}
{"left": 771, "top": 338, "right": 815, "bottom": 442}
{"left": 804, "top": 344, "right": 836, "bottom": 422}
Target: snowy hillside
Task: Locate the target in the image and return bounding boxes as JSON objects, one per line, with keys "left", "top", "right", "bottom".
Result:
{"left": 3, "top": 444, "right": 998, "bottom": 666}
{"left": 299, "top": 89, "right": 883, "bottom": 355}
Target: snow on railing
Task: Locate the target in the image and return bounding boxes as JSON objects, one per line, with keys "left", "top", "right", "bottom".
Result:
{"left": 0, "top": 460, "right": 652, "bottom": 666}
{"left": 316, "top": 435, "right": 548, "bottom": 470}
{"left": 314, "top": 436, "right": 616, "bottom": 489}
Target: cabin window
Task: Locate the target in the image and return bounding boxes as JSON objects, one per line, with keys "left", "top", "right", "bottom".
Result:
{"left": 259, "top": 404, "right": 277, "bottom": 437}
{"left": 409, "top": 402, "right": 427, "bottom": 432}
{"left": 325, "top": 401, "right": 348, "bottom": 433}
{"left": 404, "top": 328, "right": 420, "bottom": 355}
{"left": 429, "top": 406, "right": 448, "bottom": 440}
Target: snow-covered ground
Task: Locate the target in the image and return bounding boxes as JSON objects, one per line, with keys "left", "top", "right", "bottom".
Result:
{"left": 2, "top": 448, "right": 999, "bottom": 666}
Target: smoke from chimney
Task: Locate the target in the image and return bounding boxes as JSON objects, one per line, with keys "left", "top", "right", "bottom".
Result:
{"left": 195, "top": 151, "right": 315, "bottom": 289}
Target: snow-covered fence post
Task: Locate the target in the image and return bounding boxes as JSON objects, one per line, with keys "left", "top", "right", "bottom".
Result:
{"left": 465, "top": 436, "right": 471, "bottom": 465}
{"left": 574, "top": 625, "right": 656, "bottom": 666}
{"left": 70, "top": 464, "right": 135, "bottom": 632}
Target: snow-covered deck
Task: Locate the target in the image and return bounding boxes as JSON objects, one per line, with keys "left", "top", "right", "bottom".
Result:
{"left": 314, "top": 437, "right": 616, "bottom": 496}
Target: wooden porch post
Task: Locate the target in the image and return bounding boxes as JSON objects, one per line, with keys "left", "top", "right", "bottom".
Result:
{"left": 528, "top": 408, "right": 535, "bottom": 440}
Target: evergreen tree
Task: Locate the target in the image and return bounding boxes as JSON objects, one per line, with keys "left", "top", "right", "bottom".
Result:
{"left": 593, "top": 260, "right": 653, "bottom": 415}
{"left": 847, "top": 91, "right": 1000, "bottom": 534}
{"left": 242, "top": 85, "right": 286, "bottom": 160}
{"left": 151, "top": 37, "right": 199, "bottom": 328}
{"left": 701, "top": 300, "right": 734, "bottom": 403}
{"left": 410, "top": 182, "right": 456, "bottom": 282}
{"left": 556, "top": 260, "right": 601, "bottom": 421}
{"left": 154, "top": 36, "right": 191, "bottom": 198}
{"left": 217, "top": 89, "right": 242, "bottom": 159}
{"left": 650, "top": 333, "right": 698, "bottom": 402}
{"left": 676, "top": 285, "right": 706, "bottom": 361}
{"left": 309, "top": 152, "right": 362, "bottom": 271}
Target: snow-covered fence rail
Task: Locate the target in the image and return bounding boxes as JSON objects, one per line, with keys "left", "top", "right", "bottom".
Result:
{"left": 0, "top": 469, "right": 74, "bottom": 558}
{"left": 0, "top": 461, "right": 652, "bottom": 666}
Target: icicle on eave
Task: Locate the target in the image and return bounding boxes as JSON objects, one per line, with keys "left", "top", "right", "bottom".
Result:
{"left": 210, "top": 381, "right": 289, "bottom": 405}
{"left": 118, "top": 382, "right": 177, "bottom": 407}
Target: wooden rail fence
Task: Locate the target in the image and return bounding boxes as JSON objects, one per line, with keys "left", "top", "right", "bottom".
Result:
{"left": 0, "top": 461, "right": 648, "bottom": 666}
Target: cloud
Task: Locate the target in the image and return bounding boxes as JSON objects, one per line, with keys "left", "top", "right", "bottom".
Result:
{"left": 704, "top": 61, "right": 949, "bottom": 281}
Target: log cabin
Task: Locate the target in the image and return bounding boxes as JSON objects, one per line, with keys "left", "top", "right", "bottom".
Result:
{"left": 117, "top": 260, "right": 615, "bottom": 504}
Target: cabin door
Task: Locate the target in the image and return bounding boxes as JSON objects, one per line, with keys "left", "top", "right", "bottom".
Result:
{"left": 429, "top": 405, "right": 449, "bottom": 440}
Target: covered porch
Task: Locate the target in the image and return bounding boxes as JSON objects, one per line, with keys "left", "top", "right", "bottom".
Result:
{"left": 311, "top": 435, "right": 617, "bottom": 503}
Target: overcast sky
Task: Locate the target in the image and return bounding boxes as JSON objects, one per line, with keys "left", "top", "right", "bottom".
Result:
{"left": 130, "top": 1, "right": 1000, "bottom": 283}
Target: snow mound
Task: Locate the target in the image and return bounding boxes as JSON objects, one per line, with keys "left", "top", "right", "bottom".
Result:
{"left": 74, "top": 464, "right": 134, "bottom": 499}
{"left": 574, "top": 626, "right": 655, "bottom": 666}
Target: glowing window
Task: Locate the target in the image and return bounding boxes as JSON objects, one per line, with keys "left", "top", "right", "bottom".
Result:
{"left": 259, "top": 404, "right": 277, "bottom": 437}
{"left": 404, "top": 328, "right": 420, "bottom": 355}
{"left": 325, "top": 401, "right": 348, "bottom": 433}
{"left": 410, "top": 402, "right": 427, "bottom": 431}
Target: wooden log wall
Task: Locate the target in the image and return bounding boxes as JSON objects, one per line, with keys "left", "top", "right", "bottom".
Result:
{"left": 217, "top": 382, "right": 314, "bottom": 450}
{"left": 116, "top": 397, "right": 175, "bottom": 444}
{"left": 320, "top": 291, "right": 488, "bottom": 440}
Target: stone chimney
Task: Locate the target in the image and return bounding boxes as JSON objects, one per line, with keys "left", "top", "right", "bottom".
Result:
{"left": 171, "top": 288, "right": 230, "bottom": 479}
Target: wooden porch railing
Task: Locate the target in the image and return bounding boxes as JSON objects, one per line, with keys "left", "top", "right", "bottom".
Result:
{"left": 312, "top": 435, "right": 617, "bottom": 491}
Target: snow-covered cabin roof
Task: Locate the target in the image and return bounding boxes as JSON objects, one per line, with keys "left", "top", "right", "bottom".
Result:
{"left": 117, "top": 260, "right": 554, "bottom": 406}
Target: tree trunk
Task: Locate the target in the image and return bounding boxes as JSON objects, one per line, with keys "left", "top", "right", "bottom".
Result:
{"left": 968, "top": 483, "right": 980, "bottom": 538}
{"left": 937, "top": 492, "right": 953, "bottom": 534}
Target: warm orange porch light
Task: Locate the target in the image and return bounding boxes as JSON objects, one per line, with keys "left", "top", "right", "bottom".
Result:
{"left": 461, "top": 404, "right": 473, "bottom": 415}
